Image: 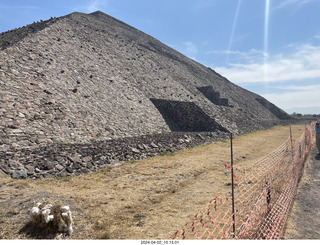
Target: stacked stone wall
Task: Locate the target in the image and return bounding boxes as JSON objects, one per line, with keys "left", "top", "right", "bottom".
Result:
{"left": 197, "top": 86, "right": 229, "bottom": 107}
{"left": 0, "top": 131, "right": 228, "bottom": 179}
{"left": 150, "top": 98, "right": 228, "bottom": 132}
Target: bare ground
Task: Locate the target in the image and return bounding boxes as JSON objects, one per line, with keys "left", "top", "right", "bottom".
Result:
{"left": 283, "top": 141, "right": 320, "bottom": 239}
{"left": 0, "top": 125, "right": 306, "bottom": 240}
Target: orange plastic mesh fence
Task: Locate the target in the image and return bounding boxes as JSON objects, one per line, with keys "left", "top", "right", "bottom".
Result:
{"left": 172, "top": 123, "right": 314, "bottom": 240}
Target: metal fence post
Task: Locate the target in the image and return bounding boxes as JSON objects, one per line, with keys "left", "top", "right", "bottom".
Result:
{"left": 230, "top": 133, "right": 236, "bottom": 238}
{"left": 305, "top": 122, "right": 307, "bottom": 152}
{"left": 290, "top": 126, "right": 294, "bottom": 159}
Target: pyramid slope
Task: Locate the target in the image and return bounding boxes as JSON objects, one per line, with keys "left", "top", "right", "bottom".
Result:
{"left": 0, "top": 11, "right": 292, "bottom": 153}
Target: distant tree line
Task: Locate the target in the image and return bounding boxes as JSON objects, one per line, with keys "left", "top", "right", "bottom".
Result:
{"left": 291, "top": 112, "right": 320, "bottom": 119}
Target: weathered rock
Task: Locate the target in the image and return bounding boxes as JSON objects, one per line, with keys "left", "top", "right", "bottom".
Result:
{"left": 0, "top": 169, "right": 7, "bottom": 178}
{"left": 18, "top": 112, "right": 25, "bottom": 118}
{"left": 58, "top": 171, "right": 68, "bottom": 178}
{"left": 86, "top": 162, "right": 93, "bottom": 169}
{"left": 137, "top": 144, "right": 144, "bottom": 150}
{"left": 43, "top": 162, "right": 55, "bottom": 170}
{"left": 10, "top": 129, "right": 24, "bottom": 134}
{"left": 11, "top": 170, "right": 27, "bottom": 179}
{"left": 0, "top": 164, "right": 11, "bottom": 174}
{"left": 55, "top": 156, "right": 64, "bottom": 163}
{"left": 9, "top": 160, "right": 25, "bottom": 170}
{"left": 131, "top": 148, "right": 140, "bottom": 154}
{"left": 196, "top": 133, "right": 205, "bottom": 140}
{"left": 66, "top": 166, "right": 74, "bottom": 173}
{"left": 81, "top": 168, "right": 89, "bottom": 174}
{"left": 25, "top": 165, "right": 35, "bottom": 175}
{"left": 55, "top": 164, "right": 64, "bottom": 171}
{"left": 151, "top": 143, "right": 158, "bottom": 148}
{"left": 68, "top": 154, "right": 82, "bottom": 164}
{"left": 72, "top": 162, "right": 82, "bottom": 170}
{"left": 42, "top": 172, "right": 52, "bottom": 178}
{"left": 142, "top": 144, "right": 150, "bottom": 150}
{"left": 82, "top": 156, "right": 92, "bottom": 162}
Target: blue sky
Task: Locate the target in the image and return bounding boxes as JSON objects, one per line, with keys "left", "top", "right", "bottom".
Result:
{"left": 1, "top": 0, "right": 320, "bottom": 114}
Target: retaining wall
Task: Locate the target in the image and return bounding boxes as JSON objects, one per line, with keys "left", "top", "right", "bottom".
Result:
{"left": 0, "top": 131, "right": 228, "bottom": 179}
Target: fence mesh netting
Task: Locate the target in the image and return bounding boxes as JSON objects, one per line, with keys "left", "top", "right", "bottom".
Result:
{"left": 172, "top": 123, "right": 314, "bottom": 240}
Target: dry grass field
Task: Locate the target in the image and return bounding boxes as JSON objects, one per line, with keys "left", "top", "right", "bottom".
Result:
{"left": 0, "top": 124, "right": 306, "bottom": 240}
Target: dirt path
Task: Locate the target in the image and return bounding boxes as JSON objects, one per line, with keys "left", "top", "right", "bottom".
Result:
{"left": 0, "top": 125, "right": 306, "bottom": 239}
{"left": 284, "top": 142, "right": 320, "bottom": 239}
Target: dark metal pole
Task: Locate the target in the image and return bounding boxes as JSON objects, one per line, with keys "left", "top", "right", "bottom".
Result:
{"left": 305, "top": 122, "right": 307, "bottom": 151}
{"left": 266, "top": 181, "right": 271, "bottom": 213}
{"left": 290, "top": 126, "right": 294, "bottom": 159}
{"left": 230, "top": 133, "right": 236, "bottom": 238}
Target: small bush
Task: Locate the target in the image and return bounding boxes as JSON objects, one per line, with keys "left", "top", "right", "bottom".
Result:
{"left": 160, "top": 151, "right": 174, "bottom": 156}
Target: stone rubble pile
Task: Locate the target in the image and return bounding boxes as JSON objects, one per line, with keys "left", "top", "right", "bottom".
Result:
{"left": 0, "top": 131, "right": 228, "bottom": 179}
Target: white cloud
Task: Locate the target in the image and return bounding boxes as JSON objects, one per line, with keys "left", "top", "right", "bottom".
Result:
{"left": 262, "top": 84, "right": 320, "bottom": 113}
{"left": 75, "top": 0, "right": 108, "bottom": 13}
{"left": 274, "top": 0, "right": 314, "bottom": 13}
{"left": 183, "top": 42, "right": 198, "bottom": 55}
{"left": 211, "top": 42, "right": 320, "bottom": 114}
{"left": 275, "top": 0, "right": 313, "bottom": 9}
{"left": 207, "top": 49, "right": 266, "bottom": 63}
{"left": 213, "top": 44, "right": 320, "bottom": 84}
{"left": 179, "top": 41, "right": 199, "bottom": 60}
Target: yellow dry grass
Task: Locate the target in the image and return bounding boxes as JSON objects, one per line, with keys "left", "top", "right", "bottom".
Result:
{"left": 0, "top": 124, "right": 306, "bottom": 239}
